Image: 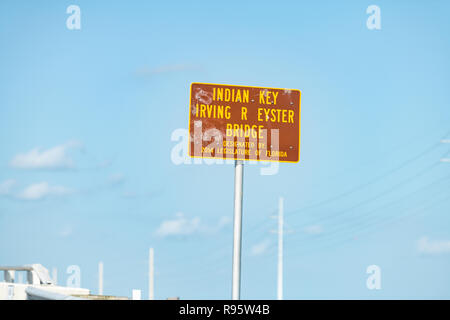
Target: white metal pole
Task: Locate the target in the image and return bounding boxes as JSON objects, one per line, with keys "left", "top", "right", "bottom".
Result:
{"left": 98, "top": 261, "right": 103, "bottom": 295}
{"left": 149, "top": 248, "right": 154, "bottom": 300}
{"left": 277, "top": 197, "right": 284, "bottom": 300}
{"left": 232, "top": 160, "right": 244, "bottom": 300}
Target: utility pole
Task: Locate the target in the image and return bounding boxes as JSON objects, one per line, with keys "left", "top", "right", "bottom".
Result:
{"left": 277, "top": 197, "right": 284, "bottom": 300}
{"left": 98, "top": 261, "right": 103, "bottom": 295}
{"left": 149, "top": 248, "right": 154, "bottom": 300}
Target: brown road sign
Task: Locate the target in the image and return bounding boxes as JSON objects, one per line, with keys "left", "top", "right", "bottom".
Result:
{"left": 188, "top": 83, "right": 301, "bottom": 163}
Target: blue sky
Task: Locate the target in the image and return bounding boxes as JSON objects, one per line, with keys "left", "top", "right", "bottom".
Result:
{"left": 1, "top": 0, "right": 450, "bottom": 299}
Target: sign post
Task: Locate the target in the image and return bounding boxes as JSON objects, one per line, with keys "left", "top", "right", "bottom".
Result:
{"left": 188, "top": 83, "right": 301, "bottom": 299}
{"left": 232, "top": 160, "right": 244, "bottom": 299}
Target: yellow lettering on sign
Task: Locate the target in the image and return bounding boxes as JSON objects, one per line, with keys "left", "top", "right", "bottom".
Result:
{"left": 258, "top": 108, "right": 263, "bottom": 121}
{"left": 241, "top": 107, "right": 247, "bottom": 121}
{"left": 243, "top": 90, "right": 249, "bottom": 103}
{"left": 270, "top": 109, "right": 277, "bottom": 122}
{"left": 225, "top": 106, "right": 231, "bottom": 119}
{"left": 225, "top": 89, "right": 231, "bottom": 101}
{"left": 235, "top": 90, "right": 241, "bottom": 102}
{"left": 257, "top": 108, "right": 295, "bottom": 124}
{"left": 233, "top": 124, "right": 240, "bottom": 137}
{"left": 207, "top": 105, "right": 213, "bottom": 118}
{"left": 258, "top": 125, "right": 264, "bottom": 138}
{"left": 226, "top": 123, "right": 233, "bottom": 137}
{"left": 272, "top": 91, "right": 278, "bottom": 105}
{"left": 225, "top": 123, "right": 265, "bottom": 139}
{"left": 217, "top": 88, "right": 223, "bottom": 101}
{"left": 200, "top": 104, "right": 206, "bottom": 117}
{"left": 288, "top": 110, "right": 294, "bottom": 123}
{"left": 259, "top": 91, "right": 265, "bottom": 104}
{"left": 213, "top": 88, "right": 250, "bottom": 103}
{"left": 194, "top": 104, "right": 233, "bottom": 120}
{"left": 258, "top": 90, "right": 279, "bottom": 105}
{"left": 277, "top": 109, "right": 282, "bottom": 122}
{"left": 217, "top": 105, "right": 224, "bottom": 118}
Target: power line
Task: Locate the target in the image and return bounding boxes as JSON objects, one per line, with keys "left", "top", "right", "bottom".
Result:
{"left": 289, "top": 158, "right": 445, "bottom": 231}
{"left": 288, "top": 191, "right": 450, "bottom": 257}
{"left": 285, "top": 130, "right": 450, "bottom": 218}
{"left": 288, "top": 176, "right": 450, "bottom": 246}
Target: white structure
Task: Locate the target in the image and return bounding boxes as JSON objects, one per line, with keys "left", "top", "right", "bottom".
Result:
{"left": 149, "top": 248, "right": 154, "bottom": 300}
{"left": 277, "top": 197, "right": 284, "bottom": 300}
{"left": 1, "top": 263, "right": 165, "bottom": 300}
{"left": 52, "top": 267, "right": 57, "bottom": 285}
{"left": 0, "top": 264, "right": 90, "bottom": 300}
{"left": 98, "top": 261, "right": 104, "bottom": 295}
{"left": 232, "top": 160, "right": 244, "bottom": 300}
{"left": 132, "top": 289, "right": 141, "bottom": 300}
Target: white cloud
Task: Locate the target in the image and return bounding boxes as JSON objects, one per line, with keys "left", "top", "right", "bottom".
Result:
{"left": 155, "top": 213, "right": 201, "bottom": 237}
{"left": 304, "top": 225, "right": 324, "bottom": 235}
{"left": 154, "top": 213, "right": 230, "bottom": 238}
{"left": 250, "top": 239, "right": 271, "bottom": 256}
{"left": 10, "top": 140, "right": 82, "bottom": 169}
{"left": 18, "top": 182, "right": 72, "bottom": 200}
{"left": 418, "top": 236, "right": 450, "bottom": 255}
{"left": 0, "top": 179, "right": 16, "bottom": 195}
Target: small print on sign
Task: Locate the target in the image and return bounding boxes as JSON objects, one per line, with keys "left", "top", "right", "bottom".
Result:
{"left": 188, "top": 83, "right": 301, "bottom": 163}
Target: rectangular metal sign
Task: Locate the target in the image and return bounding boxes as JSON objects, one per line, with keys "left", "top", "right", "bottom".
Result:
{"left": 188, "top": 83, "right": 301, "bottom": 163}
